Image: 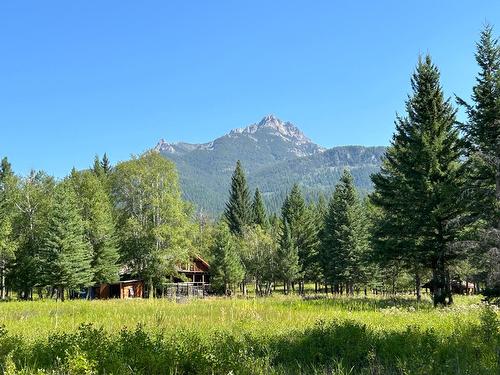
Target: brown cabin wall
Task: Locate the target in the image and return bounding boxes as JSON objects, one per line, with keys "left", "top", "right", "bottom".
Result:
{"left": 120, "top": 281, "right": 144, "bottom": 299}
{"left": 98, "top": 284, "right": 110, "bottom": 299}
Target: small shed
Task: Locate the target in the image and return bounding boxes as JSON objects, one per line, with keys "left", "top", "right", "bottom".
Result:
{"left": 94, "top": 279, "right": 144, "bottom": 299}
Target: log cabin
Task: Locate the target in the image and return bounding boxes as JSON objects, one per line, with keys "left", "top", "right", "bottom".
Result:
{"left": 93, "top": 255, "right": 210, "bottom": 299}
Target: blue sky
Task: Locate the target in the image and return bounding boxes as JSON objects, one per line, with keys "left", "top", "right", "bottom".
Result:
{"left": 1, "top": 1, "right": 499, "bottom": 177}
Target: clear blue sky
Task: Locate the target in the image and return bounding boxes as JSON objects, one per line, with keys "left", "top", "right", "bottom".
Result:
{"left": 1, "top": 1, "right": 499, "bottom": 177}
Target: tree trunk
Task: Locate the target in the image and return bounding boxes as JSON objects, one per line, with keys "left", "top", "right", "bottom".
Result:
{"left": 149, "top": 278, "right": 154, "bottom": 299}
{"left": 415, "top": 272, "right": 421, "bottom": 302}
{"left": 432, "top": 262, "right": 447, "bottom": 306}
{"left": 0, "top": 263, "right": 5, "bottom": 300}
{"left": 496, "top": 166, "right": 500, "bottom": 230}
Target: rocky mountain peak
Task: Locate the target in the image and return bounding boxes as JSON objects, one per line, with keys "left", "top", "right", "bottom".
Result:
{"left": 155, "top": 115, "right": 324, "bottom": 156}
{"left": 229, "top": 115, "right": 313, "bottom": 145}
{"left": 154, "top": 138, "right": 175, "bottom": 153}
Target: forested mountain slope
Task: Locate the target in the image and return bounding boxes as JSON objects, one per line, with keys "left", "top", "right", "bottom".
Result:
{"left": 155, "top": 115, "right": 385, "bottom": 214}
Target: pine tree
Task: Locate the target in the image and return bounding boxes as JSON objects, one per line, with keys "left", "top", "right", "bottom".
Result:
{"left": 311, "top": 194, "right": 328, "bottom": 292}
{"left": 100, "top": 153, "right": 112, "bottom": 175}
{"left": 210, "top": 222, "right": 244, "bottom": 295}
{"left": 321, "top": 170, "right": 368, "bottom": 294}
{"left": 457, "top": 25, "right": 500, "bottom": 227}
{"left": 0, "top": 158, "right": 13, "bottom": 182}
{"left": 251, "top": 188, "right": 268, "bottom": 228}
{"left": 224, "top": 160, "right": 252, "bottom": 235}
{"left": 457, "top": 25, "right": 500, "bottom": 297}
{"left": 371, "top": 56, "right": 464, "bottom": 306}
{"left": 277, "top": 219, "right": 300, "bottom": 294}
{"left": 281, "top": 184, "right": 318, "bottom": 293}
{"left": 39, "top": 182, "right": 93, "bottom": 300}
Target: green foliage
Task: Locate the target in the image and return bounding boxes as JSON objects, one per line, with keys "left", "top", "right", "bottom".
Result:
{"left": 69, "top": 170, "right": 119, "bottom": 284}
{"left": 277, "top": 220, "right": 300, "bottom": 292}
{"left": 321, "top": 170, "right": 370, "bottom": 292}
{"left": 239, "top": 225, "right": 277, "bottom": 295}
{"left": 10, "top": 171, "right": 55, "bottom": 298}
{"left": 457, "top": 25, "right": 500, "bottom": 226}
{"left": 281, "top": 185, "right": 319, "bottom": 289}
{"left": 0, "top": 158, "right": 17, "bottom": 299}
{"left": 457, "top": 25, "right": 500, "bottom": 298}
{"left": 224, "top": 160, "right": 252, "bottom": 235}
{"left": 163, "top": 137, "right": 385, "bottom": 215}
{"left": 112, "top": 152, "right": 194, "bottom": 293}
{"left": 371, "top": 56, "right": 464, "bottom": 306}
{"left": 39, "top": 181, "right": 93, "bottom": 297}
{"left": 209, "top": 222, "right": 244, "bottom": 294}
{"left": 0, "top": 298, "right": 497, "bottom": 374}
{"left": 251, "top": 188, "right": 268, "bottom": 229}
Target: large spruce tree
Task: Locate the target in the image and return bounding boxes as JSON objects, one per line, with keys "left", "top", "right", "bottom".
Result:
{"left": 457, "top": 26, "right": 500, "bottom": 228}
{"left": 281, "top": 184, "right": 318, "bottom": 293}
{"left": 457, "top": 25, "right": 500, "bottom": 296}
{"left": 371, "top": 56, "right": 464, "bottom": 306}
{"left": 39, "top": 182, "right": 93, "bottom": 300}
{"left": 224, "top": 160, "right": 252, "bottom": 235}
{"left": 321, "top": 169, "right": 368, "bottom": 294}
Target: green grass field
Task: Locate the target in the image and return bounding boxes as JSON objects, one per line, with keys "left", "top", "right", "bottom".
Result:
{"left": 0, "top": 295, "right": 498, "bottom": 374}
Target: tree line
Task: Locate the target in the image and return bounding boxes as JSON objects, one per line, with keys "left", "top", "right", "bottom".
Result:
{"left": 0, "top": 26, "right": 498, "bottom": 306}
{"left": 210, "top": 26, "right": 500, "bottom": 306}
{"left": 0, "top": 152, "right": 196, "bottom": 300}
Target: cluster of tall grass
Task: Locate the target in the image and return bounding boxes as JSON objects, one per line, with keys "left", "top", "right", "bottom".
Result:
{"left": 0, "top": 295, "right": 498, "bottom": 374}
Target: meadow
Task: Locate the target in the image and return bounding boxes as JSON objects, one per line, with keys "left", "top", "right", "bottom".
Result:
{"left": 0, "top": 295, "right": 498, "bottom": 374}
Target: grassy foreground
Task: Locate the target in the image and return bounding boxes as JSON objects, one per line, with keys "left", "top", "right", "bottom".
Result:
{"left": 0, "top": 295, "right": 498, "bottom": 374}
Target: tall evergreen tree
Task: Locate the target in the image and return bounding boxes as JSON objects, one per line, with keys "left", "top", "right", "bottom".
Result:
{"left": 457, "top": 25, "right": 500, "bottom": 227}
{"left": 277, "top": 219, "right": 300, "bottom": 294}
{"left": 457, "top": 25, "right": 500, "bottom": 296}
{"left": 371, "top": 56, "right": 464, "bottom": 306}
{"left": 224, "top": 160, "right": 252, "bottom": 235}
{"left": 281, "top": 184, "right": 318, "bottom": 293}
{"left": 251, "top": 188, "right": 268, "bottom": 228}
{"left": 39, "top": 182, "right": 93, "bottom": 300}
{"left": 321, "top": 170, "right": 368, "bottom": 294}
{"left": 0, "top": 158, "right": 13, "bottom": 181}
{"left": 100, "top": 153, "right": 112, "bottom": 175}
{"left": 210, "top": 222, "right": 244, "bottom": 295}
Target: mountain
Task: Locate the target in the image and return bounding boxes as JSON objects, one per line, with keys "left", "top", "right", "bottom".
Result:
{"left": 155, "top": 115, "right": 385, "bottom": 214}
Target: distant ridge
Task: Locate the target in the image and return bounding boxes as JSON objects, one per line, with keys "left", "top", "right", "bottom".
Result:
{"left": 155, "top": 115, "right": 385, "bottom": 214}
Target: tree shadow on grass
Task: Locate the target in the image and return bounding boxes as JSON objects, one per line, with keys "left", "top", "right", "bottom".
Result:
{"left": 269, "top": 318, "right": 498, "bottom": 375}
{"left": 1, "top": 311, "right": 497, "bottom": 375}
